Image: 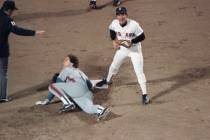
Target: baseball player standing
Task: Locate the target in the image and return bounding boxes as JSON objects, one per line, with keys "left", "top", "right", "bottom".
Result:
{"left": 0, "top": 0, "right": 44, "bottom": 103}
{"left": 96, "top": 7, "right": 150, "bottom": 104}
{"left": 36, "top": 54, "right": 110, "bottom": 121}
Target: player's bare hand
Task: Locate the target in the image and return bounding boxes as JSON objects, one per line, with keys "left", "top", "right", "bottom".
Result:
{"left": 36, "top": 30, "right": 45, "bottom": 35}
{"left": 113, "top": 40, "right": 120, "bottom": 49}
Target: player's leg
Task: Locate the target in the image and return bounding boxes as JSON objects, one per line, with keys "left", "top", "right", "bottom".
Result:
{"left": 130, "top": 51, "right": 150, "bottom": 104}
{"left": 113, "top": 0, "right": 121, "bottom": 7}
{"left": 89, "top": 0, "right": 97, "bottom": 9}
{"left": 35, "top": 73, "right": 63, "bottom": 105}
{"left": 96, "top": 49, "right": 127, "bottom": 87}
{"left": 49, "top": 83, "right": 75, "bottom": 112}
{"left": 73, "top": 92, "right": 110, "bottom": 120}
{"left": 73, "top": 94, "right": 103, "bottom": 114}
{"left": 0, "top": 57, "right": 9, "bottom": 102}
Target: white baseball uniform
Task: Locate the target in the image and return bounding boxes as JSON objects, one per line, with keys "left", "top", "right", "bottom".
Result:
{"left": 107, "top": 18, "right": 147, "bottom": 95}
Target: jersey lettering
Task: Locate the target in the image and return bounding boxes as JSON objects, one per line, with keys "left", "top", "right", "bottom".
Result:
{"left": 128, "top": 33, "right": 135, "bottom": 37}
{"left": 117, "top": 32, "right": 121, "bottom": 36}
{"left": 126, "top": 33, "right": 128, "bottom": 37}
{"left": 65, "top": 76, "right": 76, "bottom": 83}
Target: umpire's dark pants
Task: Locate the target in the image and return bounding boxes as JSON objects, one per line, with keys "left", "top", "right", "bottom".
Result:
{"left": 0, "top": 57, "right": 8, "bottom": 99}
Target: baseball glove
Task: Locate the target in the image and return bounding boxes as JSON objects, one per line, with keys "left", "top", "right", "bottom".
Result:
{"left": 119, "top": 40, "right": 132, "bottom": 48}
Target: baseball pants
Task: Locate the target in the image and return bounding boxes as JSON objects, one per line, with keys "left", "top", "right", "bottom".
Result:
{"left": 49, "top": 82, "right": 104, "bottom": 114}
{"left": 0, "top": 57, "right": 8, "bottom": 100}
{"left": 107, "top": 47, "right": 147, "bottom": 94}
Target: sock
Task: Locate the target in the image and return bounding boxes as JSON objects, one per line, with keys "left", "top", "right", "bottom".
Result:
{"left": 47, "top": 92, "right": 55, "bottom": 102}
{"left": 60, "top": 96, "right": 70, "bottom": 105}
{"left": 140, "top": 82, "right": 147, "bottom": 95}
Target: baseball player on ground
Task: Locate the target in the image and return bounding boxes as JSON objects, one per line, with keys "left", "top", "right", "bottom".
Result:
{"left": 35, "top": 54, "right": 110, "bottom": 121}
{"left": 95, "top": 7, "right": 150, "bottom": 104}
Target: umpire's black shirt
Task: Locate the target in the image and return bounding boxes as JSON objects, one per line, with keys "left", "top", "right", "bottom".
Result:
{"left": 0, "top": 9, "right": 35, "bottom": 57}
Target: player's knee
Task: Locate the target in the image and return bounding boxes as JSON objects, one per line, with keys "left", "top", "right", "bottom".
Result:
{"left": 48, "top": 84, "right": 52, "bottom": 91}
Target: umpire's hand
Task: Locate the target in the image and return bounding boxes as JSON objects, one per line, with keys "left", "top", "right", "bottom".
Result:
{"left": 35, "top": 30, "right": 45, "bottom": 35}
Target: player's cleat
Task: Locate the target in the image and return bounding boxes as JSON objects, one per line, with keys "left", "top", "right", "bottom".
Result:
{"left": 0, "top": 98, "right": 12, "bottom": 103}
{"left": 113, "top": 0, "right": 121, "bottom": 7}
{"left": 95, "top": 78, "right": 112, "bottom": 87}
{"left": 96, "top": 78, "right": 107, "bottom": 87}
{"left": 35, "top": 99, "right": 50, "bottom": 105}
{"left": 96, "top": 108, "right": 111, "bottom": 121}
{"left": 142, "top": 94, "right": 150, "bottom": 105}
{"left": 59, "top": 104, "right": 76, "bottom": 113}
{"left": 89, "top": 0, "right": 97, "bottom": 9}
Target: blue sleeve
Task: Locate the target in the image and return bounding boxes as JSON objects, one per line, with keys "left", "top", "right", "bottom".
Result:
{"left": 56, "top": 77, "right": 64, "bottom": 83}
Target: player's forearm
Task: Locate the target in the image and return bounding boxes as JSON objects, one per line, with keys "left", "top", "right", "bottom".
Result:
{"left": 131, "top": 33, "right": 145, "bottom": 44}
{"left": 110, "top": 29, "right": 116, "bottom": 40}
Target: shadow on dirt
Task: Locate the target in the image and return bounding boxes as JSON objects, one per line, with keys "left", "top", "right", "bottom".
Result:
{"left": 3, "top": 87, "right": 116, "bottom": 127}
{"left": 10, "top": 80, "right": 50, "bottom": 100}
{"left": 0, "top": 104, "right": 120, "bottom": 131}
{"left": 123, "top": 66, "right": 210, "bottom": 102}
{"left": 10, "top": 65, "right": 210, "bottom": 107}
{"left": 14, "top": 0, "right": 134, "bottom": 21}
{"left": 94, "top": 0, "right": 134, "bottom": 10}
{"left": 5, "top": 86, "right": 116, "bottom": 127}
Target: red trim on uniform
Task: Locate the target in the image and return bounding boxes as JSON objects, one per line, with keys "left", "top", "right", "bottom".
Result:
{"left": 50, "top": 84, "right": 62, "bottom": 97}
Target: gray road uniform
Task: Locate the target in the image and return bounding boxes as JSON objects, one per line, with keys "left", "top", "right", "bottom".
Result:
{"left": 49, "top": 67, "right": 105, "bottom": 114}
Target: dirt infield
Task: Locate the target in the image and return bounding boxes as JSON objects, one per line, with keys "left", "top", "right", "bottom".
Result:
{"left": 0, "top": 0, "right": 210, "bottom": 140}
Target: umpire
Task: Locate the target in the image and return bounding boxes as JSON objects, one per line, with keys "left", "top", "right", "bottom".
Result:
{"left": 0, "top": 0, "right": 44, "bottom": 103}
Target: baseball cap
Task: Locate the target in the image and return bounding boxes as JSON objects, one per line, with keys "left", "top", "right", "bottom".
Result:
{"left": 2, "top": 0, "right": 18, "bottom": 10}
{"left": 116, "top": 7, "right": 127, "bottom": 15}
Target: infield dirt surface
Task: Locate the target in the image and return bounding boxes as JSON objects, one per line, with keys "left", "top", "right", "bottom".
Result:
{"left": 0, "top": 0, "right": 210, "bottom": 140}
